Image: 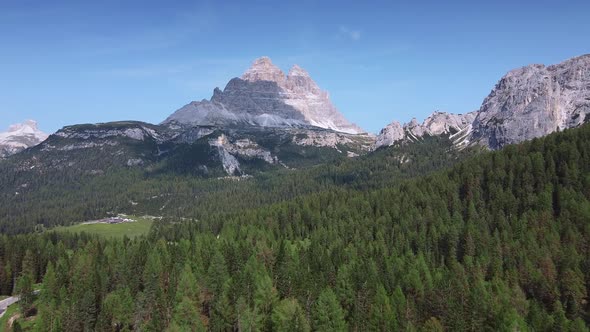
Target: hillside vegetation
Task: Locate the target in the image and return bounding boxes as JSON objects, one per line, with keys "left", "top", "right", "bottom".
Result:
{"left": 0, "top": 135, "right": 474, "bottom": 234}
{"left": 0, "top": 125, "right": 588, "bottom": 330}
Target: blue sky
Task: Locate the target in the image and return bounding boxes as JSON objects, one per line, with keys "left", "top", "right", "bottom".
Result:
{"left": 1, "top": 0, "right": 589, "bottom": 134}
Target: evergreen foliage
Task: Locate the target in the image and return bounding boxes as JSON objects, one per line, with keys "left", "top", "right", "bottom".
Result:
{"left": 0, "top": 126, "right": 589, "bottom": 330}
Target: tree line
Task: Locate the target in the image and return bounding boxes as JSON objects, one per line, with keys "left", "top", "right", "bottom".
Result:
{"left": 1, "top": 125, "right": 589, "bottom": 330}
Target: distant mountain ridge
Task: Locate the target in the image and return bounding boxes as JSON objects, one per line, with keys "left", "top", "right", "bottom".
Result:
{"left": 3, "top": 54, "right": 590, "bottom": 176}
{"left": 0, "top": 120, "right": 48, "bottom": 158}
{"left": 164, "top": 57, "right": 364, "bottom": 134}
{"left": 375, "top": 111, "right": 477, "bottom": 148}
{"left": 10, "top": 120, "right": 373, "bottom": 178}
{"left": 376, "top": 54, "right": 590, "bottom": 149}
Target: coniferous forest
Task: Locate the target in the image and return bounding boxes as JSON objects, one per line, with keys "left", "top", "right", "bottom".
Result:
{"left": 1, "top": 125, "right": 590, "bottom": 331}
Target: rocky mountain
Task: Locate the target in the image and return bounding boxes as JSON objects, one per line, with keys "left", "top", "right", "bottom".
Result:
{"left": 375, "top": 111, "right": 476, "bottom": 149}
{"left": 6, "top": 54, "right": 590, "bottom": 177}
{"left": 0, "top": 120, "right": 48, "bottom": 158}
{"left": 164, "top": 57, "right": 364, "bottom": 134}
{"left": 470, "top": 54, "right": 590, "bottom": 149}
{"left": 377, "top": 54, "right": 590, "bottom": 149}
{"left": 10, "top": 120, "right": 373, "bottom": 177}
{"left": 2, "top": 57, "right": 376, "bottom": 177}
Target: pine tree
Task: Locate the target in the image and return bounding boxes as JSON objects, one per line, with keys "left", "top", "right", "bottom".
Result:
{"left": 312, "top": 288, "right": 347, "bottom": 332}
{"left": 236, "top": 297, "right": 261, "bottom": 332}
{"left": 272, "top": 298, "right": 310, "bottom": 332}
{"left": 368, "top": 284, "right": 396, "bottom": 332}
{"left": 253, "top": 269, "right": 278, "bottom": 331}
{"left": 100, "top": 287, "right": 134, "bottom": 331}
{"left": 207, "top": 250, "right": 229, "bottom": 299}
{"left": 16, "top": 272, "right": 34, "bottom": 316}
{"left": 209, "top": 281, "right": 234, "bottom": 332}
{"left": 170, "top": 264, "right": 205, "bottom": 331}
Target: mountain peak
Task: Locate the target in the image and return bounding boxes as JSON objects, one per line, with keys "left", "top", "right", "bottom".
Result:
{"left": 471, "top": 54, "right": 590, "bottom": 149}
{"left": 166, "top": 57, "right": 365, "bottom": 134}
{"left": 241, "top": 56, "right": 285, "bottom": 83}
{"left": 0, "top": 120, "right": 48, "bottom": 158}
{"left": 375, "top": 111, "right": 477, "bottom": 149}
{"left": 288, "top": 64, "right": 310, "bottom": 77}
{"left": 8, "top": 119, "right": 40, "bottom": 132}
{"left": 252, "top": 56, "right": 272, "bottom": 65}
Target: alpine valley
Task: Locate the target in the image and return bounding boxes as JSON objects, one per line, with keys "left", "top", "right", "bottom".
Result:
{"left": 1, "top": 54, "right": 590, "bottom": 331}
{"left": 1, "top": 54, "right": 590, "bottom": 231}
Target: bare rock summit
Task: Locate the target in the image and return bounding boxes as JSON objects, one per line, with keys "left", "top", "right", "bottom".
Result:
{"left": 377, "top": 54, "right": 590, "bottom": 150}
{"left": 164, "top": 57, "right": 364, "bottom": 134}
{"left": 375, "top": 111, "right": 476, "bottom": 149}
{"left": 0, "top": 120, "right": 48, "bottom": 158}
{"left": 470, "top": 54, "right": 590, "bottom": 148}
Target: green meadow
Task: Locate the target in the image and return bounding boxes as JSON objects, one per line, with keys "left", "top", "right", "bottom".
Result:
{"left": 53, "top": 216, "right": 154, "bottom": 239}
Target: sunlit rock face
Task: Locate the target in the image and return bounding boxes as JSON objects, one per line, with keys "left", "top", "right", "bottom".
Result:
{"left": 376, "top": 54, "right": 590, "bottom": 150}
{"left": 163, "top": 57, "right": 364, "bottom": 134}
{"left": 0, "top": 120, "right": 48, "bottom": 157}
{"left": 375, "top": 112, "right": 476, "bottom": 149}
{"left": 470, "top": 54, "right": 590, "bottom": 149}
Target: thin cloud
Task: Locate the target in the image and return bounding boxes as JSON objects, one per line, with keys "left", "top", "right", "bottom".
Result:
{"left": 338, "top": 26, "right": 361, "bottom": 41}
{"left": 89, "top": 57, "right": 252, "bottom": 79}
{"left": 96, "top": 65, "right": 189, "bottom": 78}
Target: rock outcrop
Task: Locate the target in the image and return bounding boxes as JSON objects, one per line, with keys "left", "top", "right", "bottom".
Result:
{"left": 163, "top": 57, "right": 364, "bottom": 134}
{"left": 0, "top": 120, "right": 48, "bottom": 157}
{"left": 375, "top": 121, "right": 404, "bottom": 148}
{"left": 377, "top": 54, "right": 590, "bottom": 150}
{"left": 42, "top": 122, "right": 167, "bottom": 153}
{"left": 470, "top": 54, "right": 590, "bottom": 149}
{"left": 375, "top": 111, "right": 476, "bottom": 149}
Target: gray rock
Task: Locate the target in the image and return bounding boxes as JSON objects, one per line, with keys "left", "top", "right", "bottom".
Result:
{"left": 470, "top": 54, "right": 590, "bottom": 149}
{"left": 375, "top": 111, "right": 476, "bottom": 149}
{"left": 292, "top": 129, "right": 375, "bottom": 153}
{"left": 375, "top": 121, "right": 404, "bottom": 148}
{"left": 163, "top": 57, "right": 364, "bottom": 134}
{"left": 0, "top": 120, "right": 48, "bottom": 158}
{"left": 376, "top": 54, "right": 590, "bottom": 150}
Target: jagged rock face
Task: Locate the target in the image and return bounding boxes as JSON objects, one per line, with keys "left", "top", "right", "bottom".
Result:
{"left": 6, "top": 118, "right": 373, "bottom": 177}
{"left": 241, "top": 56, "right": 286, "bottom": 83}
{"left": 211, "top": 78, "right": 307, "bottom": 122}
{"left": 44, "top": 122, "right": 166, "bottom": 152}
{"left": 375, "top": 121, "right": 404, "bottom": 147}
{"left": 471, "top": 54, "right": 590, "bottom": 149}
{"left": 419, "top": 112, "right": 477, "bottom": 137}
{"left": 208, "top": 134, "right": 279, "bottom": 175}
{"left": 281, "top": 65, "right": 363, "bottom": 134}
{"left": 292, "top": 129, "right": 375, "bottom": 155}
{"left": 163, "top": 57, "right": 364, "bottom": 134}
{"left": 377, "top": 54, "right": 590, "bottom": 150}
{"left": 375, "top": 111, "right": 476, "bottom": 149}
{"left": 0, "top": 120, "right": 48, "bottom": 158}
{"left": 32, "top": 122, "right": 167, "bottom": 169}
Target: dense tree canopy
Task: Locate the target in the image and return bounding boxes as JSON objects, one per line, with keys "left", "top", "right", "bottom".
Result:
{"left": 1, "top": 125, "right": 590, "bottom": 330}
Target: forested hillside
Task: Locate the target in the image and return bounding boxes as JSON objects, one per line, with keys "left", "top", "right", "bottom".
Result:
{"left": 1, "top": 125, "right": 589, "bottom": 331}
{"left": 0, "top": 135, "right": 474, "bottom": 234}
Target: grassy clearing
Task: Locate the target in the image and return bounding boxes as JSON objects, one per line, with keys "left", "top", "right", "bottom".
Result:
{"left": 0, "top": 295, "right": 42, "bottom": 331}
{"left": 53, "top": 216, "right": 154, "bottom": 239}
{"left": 0, "top": 303, "right": 38, "bottom": 332}
{"left": 0, "top": 303, "right": 18, "bottom": 331}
